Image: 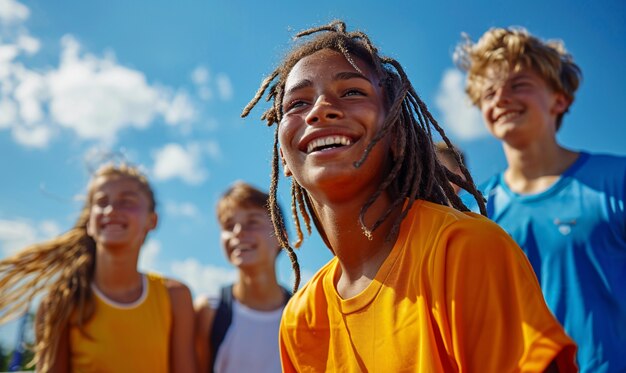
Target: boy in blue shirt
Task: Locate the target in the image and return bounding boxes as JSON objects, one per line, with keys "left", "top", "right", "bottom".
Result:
{"left": 456, "top": 27, "right": 626, "bottom": 372}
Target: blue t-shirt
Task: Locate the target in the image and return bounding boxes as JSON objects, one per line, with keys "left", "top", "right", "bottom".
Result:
{"left": 476, "top": 152, "right": 626, "bottom": 373}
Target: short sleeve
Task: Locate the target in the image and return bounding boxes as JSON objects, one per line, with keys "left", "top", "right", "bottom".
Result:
{"left": 439, "top": 219, "right": 577, "bottom": 372}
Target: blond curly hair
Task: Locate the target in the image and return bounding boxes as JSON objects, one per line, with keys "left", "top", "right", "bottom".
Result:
{"left": 455, "top": 27, "right": 582, "bottom": 129}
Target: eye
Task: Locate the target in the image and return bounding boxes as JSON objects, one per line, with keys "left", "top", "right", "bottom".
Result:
{"left": 245, "top": 218, "right": 264, "bottom": 229}
{"left": 343, "top": 89, "right": 365, "bottom": 97}
{"left": 119, "top": 197, "right": 139, "bottom": 208}
{"left": 93, "top": 196, "right": 108, "bottom": 208}
{"left": 285, "top": 99, "right": 308, "bottom": 112}
{"left": 512, "top": 81, "right": 530, "bottom": 90}
{"left": 482, "top": 90, "right": 495, "bottom": 101}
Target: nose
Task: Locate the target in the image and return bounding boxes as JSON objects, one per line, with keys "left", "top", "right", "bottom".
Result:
{"left": 103, "top": 204, "right": 115, "bottom": 215}
{"left": 232, "top": 223, "right": 244, "bottom": 236}
{"left": 493, "top": 85, "right": 512, "bottom": 106}
{"left": 305, "top": 95, "right": 343, "bottom": 125}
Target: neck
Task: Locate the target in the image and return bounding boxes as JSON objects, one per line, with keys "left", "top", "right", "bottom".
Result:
{"left": 502, "top": 140, "right": 579, "bottom": 194}
{"left": 93, "top": 244, "right": 142, "bottom": 302}
{"left": 233, "top": 268, "right": 283, "bottom": 311}
{"left": 311, "top": 191, "right": 400, "bottom": 297}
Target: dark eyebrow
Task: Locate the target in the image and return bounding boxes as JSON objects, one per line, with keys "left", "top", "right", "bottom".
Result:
{"left": 511, "top": 73, "right": 533, "bottom": 82}
{"left": 334, "top": 71, "right": 371, "bottom": 83}
{"left": 285, "top": 79, "right": 312, "bottom": 96}
{"left": 284, "top": 71, "right": 372, "bottom": 97}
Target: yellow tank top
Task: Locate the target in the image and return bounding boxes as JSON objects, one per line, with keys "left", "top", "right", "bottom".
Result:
{"left": 70, "top": 273, "right": 172, "bottom": 373}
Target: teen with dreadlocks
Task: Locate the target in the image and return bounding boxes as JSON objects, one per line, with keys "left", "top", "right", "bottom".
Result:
{"left": 0, "top": 163, "right": 195, "bottom": 372}
{"left": 456, "top": 27, "right": 626, "bottom": 373}
{"left": 242, "top": 20, "right": 576, "bottom": 372}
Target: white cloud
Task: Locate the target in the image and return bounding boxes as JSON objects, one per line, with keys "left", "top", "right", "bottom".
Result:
{"left": 0, "top": 0, "right": 29, "bottom": 24}
{"left": 47, "top": 35, "right": 162, "bottom": 141}
{"left": 152, "top": 143, "right": 208, "bottom": 185}
{"left": 14, "top": 67, "right": 46, "bottom": 124}
{"left": 0, "top": 1, "right": 233, "bottom": 149}
{"left": 138, "top": 238, "right": 161, "bottom": 272}
{"left": 0, "top": 98, "right": 17, "bottom": 128}
{"left": 203, "top": 139, "right": 222, "bottom": 161}
{"left": 161, "top": 90, "right": 195, "bottom": 125}
{"left": 0, "top": 26, "right": 198, "bottom": 147}
{"left": 0, "top": 218, "right": 61, "bottom": 257}
{"left": 170, "top": 258, "right": 236, "bottom": 298}
{"left": 190, "top": 66, "right": 232, "bottom": 102}
{"left": 165, "top": 201, "right": 200, "bottom": 218}
{"left": 435, "top": 69, "right": 487, "bottom": 141}
{"left": 13, "top": 124, "right": 53, "bottom": 148}
{"left": 216, "top": 73, "right": 233, "bottom": 101}
{"left": 0, "top": 44, "right": 19, "bottom": 64}
{"left": 191, "top": 66, "right": 213, "bottom": 101}
{"left": 191, "top": 66, "right": 209, "bottom": 85}
{"left": 17, "top": 34, "right": 39, "bottom": 54}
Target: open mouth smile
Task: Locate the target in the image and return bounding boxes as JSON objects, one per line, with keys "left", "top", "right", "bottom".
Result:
{"left": 101, "top": 221, "right": 127, "bottom": 231}
{"left": 306, "top": 135, "right": 353, "bottom": 154}
{"left": 494, "top": 110, "right": 522, "bottom": 124}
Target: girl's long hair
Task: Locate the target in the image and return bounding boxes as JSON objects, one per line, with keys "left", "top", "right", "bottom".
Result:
{"left": 0, "top": 163, "right": 155, "bottom": 371}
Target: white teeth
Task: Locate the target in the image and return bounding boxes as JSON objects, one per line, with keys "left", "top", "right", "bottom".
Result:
{"left": 496, "top": 111, "right": 520, "bottom": 122}
{"left": 306, "top": 136, "right": 352, "bottom": 153}
{"left": 102, "top": 223, "right": 125, "bottom": 231}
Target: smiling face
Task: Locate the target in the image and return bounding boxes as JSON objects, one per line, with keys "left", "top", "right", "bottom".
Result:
{"left": 278, "top": 48, "right": 390, "bottom": 201}
{"left": 220, "top": 206, "right": 280, "bottom": 269}
{"left": 86, "top": 174, "right": 157, "bottom": 252}
{"left": 478, "top": 67, "right": 568, "bottom": 148}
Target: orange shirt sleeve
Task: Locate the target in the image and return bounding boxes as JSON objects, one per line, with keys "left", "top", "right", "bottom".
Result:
{"left": 437, "top": 217, "right": 577, "bottom": 372}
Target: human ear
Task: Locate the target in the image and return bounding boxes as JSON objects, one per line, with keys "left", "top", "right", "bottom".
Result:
{"left": 86, "top": 216, "right": 96, "bottom": 238}
{"left": 551, "top": 92, "right": 570, "bottom": 115}
{"left": 279, "top": 148, "right": 292, "bottom": 177}
{"left": 148, "top": 212, "right": 158, "bottom": 231}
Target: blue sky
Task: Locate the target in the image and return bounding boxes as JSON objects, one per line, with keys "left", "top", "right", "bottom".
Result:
{"left": 1, "top": 0, "right": 625, "bottom": 346}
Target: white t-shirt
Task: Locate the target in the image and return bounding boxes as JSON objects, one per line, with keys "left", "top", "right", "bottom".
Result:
{"left": 214, "top": 299, "right": 285, "bottom": 373}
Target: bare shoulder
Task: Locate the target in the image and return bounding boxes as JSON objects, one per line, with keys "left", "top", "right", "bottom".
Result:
{"left": 162, "top": 278, "right": 193, "bottom": 310}
{"left": 164, "top": 277, "right": 190, "bottom": 290}
{"left": 194, "top": 294, "right": 214, "bottom": 312}
{"left": 194, "top": 295, "right": 217, "bottom": 331}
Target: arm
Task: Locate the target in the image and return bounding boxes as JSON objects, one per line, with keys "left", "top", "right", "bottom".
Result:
{"left": 194, "top": 296, "right": 216, "bottom": 373}
{"left": 440, "top": 219, "right": 577, "bottom": 372}
{"left": 35, "top": 301, "right": 69, "bottom": 373}
{"left": 166, "top": 279, "right": 197, "bottom": 373}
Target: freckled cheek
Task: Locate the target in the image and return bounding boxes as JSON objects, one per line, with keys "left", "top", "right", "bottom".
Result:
{"left": 88, "top": 207, "right": 102, "bottom": 222}
{"left": 278, "top": 121, "right": 300, "bottom": 156}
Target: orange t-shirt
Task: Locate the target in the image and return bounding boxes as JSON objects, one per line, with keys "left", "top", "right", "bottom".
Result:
{"left": 280, "top": 201, "right": 577, "bottom": 372}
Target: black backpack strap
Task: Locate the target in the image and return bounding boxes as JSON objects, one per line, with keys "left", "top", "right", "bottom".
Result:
{"left": 209, "top": 284, "right": 234, "bottom": 372}
{"left": 281, "top": 286, "right": 292, "bottom": 304}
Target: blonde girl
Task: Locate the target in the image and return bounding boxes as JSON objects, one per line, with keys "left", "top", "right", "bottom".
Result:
{"left": 0, "top": 163, "right": 195, "bottom": 372}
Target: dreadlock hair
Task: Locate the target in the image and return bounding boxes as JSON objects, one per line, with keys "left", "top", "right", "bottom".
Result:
{"left": 241, "top": 20, "right": 486, "bottom": 292}
{"left": 0, "top": 162, "right": 156, "bottom": 371}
